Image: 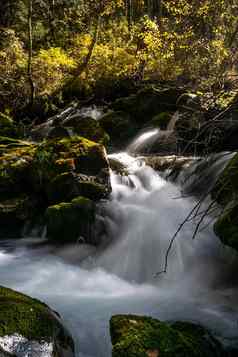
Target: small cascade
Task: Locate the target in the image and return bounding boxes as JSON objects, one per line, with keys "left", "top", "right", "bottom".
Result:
{"left": 127, "top": 128, "right": 160, "bottom": 153}
{"left": 128, "top": 127, "right": 177, "bottom": 155}
{"left": 0, "top": 129, "right": 238, "bottom": 356}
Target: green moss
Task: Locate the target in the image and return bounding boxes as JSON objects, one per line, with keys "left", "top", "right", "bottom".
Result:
{"left": 46, "top": 196, "right": 95, "bottom": 243}
{"left": 0, "top": 135, "right": 110, "bottom": 238}
{"left": 0, "top": 286, "right": 61, "bottom": 341}
{"left": 110, "top": 315, "right": 223, "bottom": 357}
{"left": 76, "top": 181, "right": 108, "bottom": 200}
{"left": 214, "top": 203, "right": 238, "bottom": 251}
{"left": 64, "top": 116, "right": 109, "bottom": 145}
{"left": 212, "top": 153, "right": 238, "bottom": 206}
{"left": 0, "top": 113, "right": 18, "bottom": 138}
{"left": 111, "top": 86, "right": 183, "bottom": 123}
{"left": 212, "top": 153, "right": 238, "bottom": 252}
{"left": 99, "top": 111, "right": 136, "bottom": 147}
{"left": 151, "top": 112, "right": 172, "bottom": 130}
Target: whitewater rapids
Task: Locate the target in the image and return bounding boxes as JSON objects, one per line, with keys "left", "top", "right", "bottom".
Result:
{"left": 0, "top": 131, "right": 238, "bottom": 356}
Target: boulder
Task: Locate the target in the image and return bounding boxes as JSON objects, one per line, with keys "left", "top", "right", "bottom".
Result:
{"left": 46, "top": 196, "right": 96, "bottom": 244}
{"left": 99, "top": 111, "right": 136, "bottom": 148}
{"left": 143, "top": 155, "right": 193, "bottom": 180}
{"left": 0, "top": 195, "right": 37, "bottom": 238}
{"left": 151, "top": 112, "right": 172, "bottom": 130}
{"left": 0, "top": 286, "right": 74, "bottom": 357}
{"left": 110, "top": 315, "right": 224, "bottom": 357}
{"left": 62, "top": 115, "right": 109, "bottom": 145}
{"left": 0, "top": 136, "right": 111, "bottom": 239}
{"left": 31, "top": 110, "right": 109, "bottom": 145}
{"left": 0, "top": 113, "right": 18, "bottom": 138}
{"left": 111, "top": 86, "right": 184, "bottom": 123}
{"left": 212, "top": 153, "right": 238, "bottom": 251}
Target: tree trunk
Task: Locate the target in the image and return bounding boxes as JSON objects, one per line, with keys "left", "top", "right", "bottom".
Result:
{"left": 73, "top": 15, "right": 100, "bottom": 78}
{"left": 49, "top": 0, "right": 56, "bottom": 44}
{"left": 27, "top": 0, "right": 35, "bottom": 107}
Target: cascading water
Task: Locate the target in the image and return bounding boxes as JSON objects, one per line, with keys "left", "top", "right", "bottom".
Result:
{"left": 0, "top": 129, "right": 238, "bottom": 357}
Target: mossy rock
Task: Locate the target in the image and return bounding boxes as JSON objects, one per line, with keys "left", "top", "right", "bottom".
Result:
{"left": 0, "top": 195, "right": 37, "bottom": 238}
{"left": 99, "top": 111, "right": 136, "bottom": 148}
{"left": 110, "top": 315, "right": 223, "bottom": 357}
{"left": 211, "top": 153, "right": 238, "bottom": 206}
{"left": 214, "top": 203, "right": 238, "bottom": 251}
{"left": 0, "top": 113, "right": 18, "bottom": 138}
{"left": 47, "top": 172, "right": 109, "bottom": 204}
{"left": 151, "top": 112, "right": 172, "bottom": 130}
{"left": 0, "top": 286, "right": 74, "bottom": 357}
{"left": 111, "top": 86, "right": 184, "bottom": 123}
{"left": 109, "top": 158, "right": 129, "bottom": 176}
{"left": 48, "top": 125, "right": 70, "bottom": 139}
{"left": 212, "top": 153, "right": 238, "bottom": 252}
{"left": 46, "top": 196, "right": 95, "bottom": 243}
{"left": 63, "top": 115, "right": 109, "bottom": 145}
{"left": 0, "top": 136, "right": 110, "bottom": 198}
{"left": 0, "top": 136, "right": 111, "bottom": 238}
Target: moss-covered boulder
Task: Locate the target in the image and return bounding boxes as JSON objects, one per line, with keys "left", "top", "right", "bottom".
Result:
{"left": 63, "top": 115, "right": 109, "bottom": 145}
{"left": 0, "top": 136, "right": 111, "bottom": 239}
{"left": 111, "top": 86, "right": 184, "bottom": 123}
{"left": 31, "top": 111, "right": 109, "bottom": 145}
{"left": 151, "top": 112, "right": 172, "bottom": 130}
{"left": 212, "top": 153, "right": 238, "bottom": 251}
{"left": 47, "top": 172, "right": 108, "bottom": 203}
{"left": 46, "top": 196, "right": 95, "bottom": 243}
{"left": 110, "top": 315, "right": 224, "bottom": 357}
{"left": 0, "top": 286, "right": 74, "bottom": 357}
{"left": 99, "top": 111, "right": 137, "bottom": 148}
{"left": 0, "top": 113, "right": 18, "bottom": 138}
{"left": 0, "top": 195, "right": 37, "bottom": 238}
{"left": 214, "top": 203, "right": 238, "bottom": 251}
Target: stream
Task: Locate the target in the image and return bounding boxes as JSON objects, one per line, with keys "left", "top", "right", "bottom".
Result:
{"left": 1, "top": 131, "right": 238, "bottom": 357}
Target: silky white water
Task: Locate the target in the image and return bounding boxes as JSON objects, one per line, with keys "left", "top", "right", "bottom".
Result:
{"left": 1, "top": 131, "right": 238, "bottom": 356}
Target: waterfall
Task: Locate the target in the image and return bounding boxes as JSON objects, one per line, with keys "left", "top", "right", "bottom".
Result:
{"left": 0, "top": 130, "right": 238, "bottom": 356}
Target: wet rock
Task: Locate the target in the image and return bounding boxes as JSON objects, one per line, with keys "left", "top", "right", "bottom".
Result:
{"left": 47, "top": 172, "right": 109, "bottom": 203}
{"left": 151, "top": 112, "right": 172, "bottom": 130}
{"left": 111, "top": 85, "right": 184, "bottom": 123}
{"left": 63, "top": 115, "right": 109, "bottom": 145}
{"left": 129, "top": 129, "right": 178, "bottom": 155}
{"left": 212, "top": 153, "right": 238, "bottom": 251}
{"left": 0, "top": 286, "right": 75, "bottom": 357}
{"left": 31, "top": 108, "right": 108, "bottom": 145}
{"left": 143, "top": 155, "right": 193, "bottom": 180}
{"left": 108, "top": 158, "right": 129, "bottom": 176}
{"left": 47, "top": 126, "right": 70, "bottom": 139}
{"left": 99, "top": 111, "right": 136, "bottom": 148}
{"left": 110, "top": 315, "right": 224, "bottom": 357}
{"left": 0, "top": 195, "right": 37, "bottom": 238}
{"left": 0, "top": 113, "right": 18, "bottom": 138}
{"left": 0, "top": 136, "right": 111, "bottom": 239}
{"left": 46, "top": 196, "right": 96, "bottom": 244}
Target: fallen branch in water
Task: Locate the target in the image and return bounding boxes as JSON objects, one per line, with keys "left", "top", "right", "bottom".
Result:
{"left": 154, "top": 192, "right": 208, "bottom": 277}
{"left": 154, "top": 178, "right": 229, "bottom": 277}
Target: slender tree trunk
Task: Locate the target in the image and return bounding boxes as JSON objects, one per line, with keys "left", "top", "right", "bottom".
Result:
{"left": 27, "top": 0, "right": 35, "bottom": 107}
{"left": 128, "top": 0, "right": 132, "bottom": 32}
{"left": 49, "top": 0, "right": 56, "bottom": 44}
{"left": 228, "top": 23, "right": 238, "bottom": 48}
{"left": 68, "top": 14, "right": 100, "bottom": 86}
